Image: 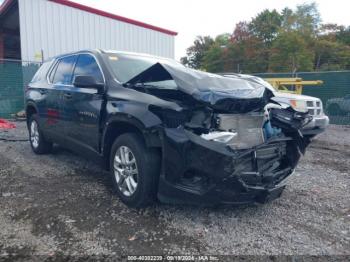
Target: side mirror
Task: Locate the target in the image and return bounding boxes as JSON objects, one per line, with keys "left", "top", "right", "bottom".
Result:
{"left": 73, "top": 75, "right": 104, "bottom": 91}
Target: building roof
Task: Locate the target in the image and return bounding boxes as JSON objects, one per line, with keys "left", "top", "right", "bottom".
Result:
{"left": 0, "top": 0, "right": 178, "bottom": 36}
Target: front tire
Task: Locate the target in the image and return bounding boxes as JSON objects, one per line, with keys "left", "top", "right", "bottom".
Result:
{"left": 28, "top": 115, "right": 53, "bottom": 154}
{"left": 109, "top": 133, "right": 160, "bottom": 208}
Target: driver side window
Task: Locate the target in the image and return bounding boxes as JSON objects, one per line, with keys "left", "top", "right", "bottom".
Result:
{"left": 73, "top": 54, "right": 104, "bottom": 84}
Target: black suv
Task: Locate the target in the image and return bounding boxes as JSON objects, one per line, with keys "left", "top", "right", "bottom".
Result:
{"left": 26, "top": 50, "right": 312, "bottom": 208}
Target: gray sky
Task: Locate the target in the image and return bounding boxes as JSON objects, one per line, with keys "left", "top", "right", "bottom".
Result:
{"left": 66, "top": 0, "right": 350, "bottom": 60}
{"left": 1, "top": 0, "right": 350, "bottom": 60}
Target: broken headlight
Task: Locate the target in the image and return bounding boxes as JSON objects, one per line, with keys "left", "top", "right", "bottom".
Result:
{"left": 287, "top": 99, "right": 308, "bottom": 113}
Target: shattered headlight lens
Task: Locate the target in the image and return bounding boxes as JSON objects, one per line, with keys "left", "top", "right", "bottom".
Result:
{"left": 288, "top": 99, "right": 308, "bottom": 113}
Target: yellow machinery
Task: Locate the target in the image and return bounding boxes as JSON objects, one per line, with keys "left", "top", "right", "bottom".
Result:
{"left": 264, "top": 78, "right": 323, "bottom": 94}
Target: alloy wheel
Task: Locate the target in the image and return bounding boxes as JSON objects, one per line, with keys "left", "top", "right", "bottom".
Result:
{"left": 30, "top": 120, "right": 40, "bottom": 148}
{"left": 113, "top": 146, "right": 139, "bottom": 197}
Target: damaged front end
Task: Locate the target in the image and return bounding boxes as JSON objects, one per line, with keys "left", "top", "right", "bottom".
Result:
{"left": 156, "top": 107, "right": 310, "bottom": 205}
{"left": 123, "top": 61, "right": 312, "bottom": 205}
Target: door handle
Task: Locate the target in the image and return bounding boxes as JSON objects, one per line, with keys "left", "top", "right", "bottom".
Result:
{"left": 63, "top": 93, "right": 72, "bottom": 99}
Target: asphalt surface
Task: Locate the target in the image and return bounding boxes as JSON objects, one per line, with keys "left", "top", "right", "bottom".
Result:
{"left": 0, "top": 122, "right": 349, "bottom": 260}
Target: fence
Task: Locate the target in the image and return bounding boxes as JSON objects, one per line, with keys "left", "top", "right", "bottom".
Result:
{"left": 255, "top": 71, "right": 350, "bottom": 125}
{"left": 0, "top": 59, "right": 349, "bottom": 125}
{"left": 0, "top": 59, "right": 41, "bottom": 118}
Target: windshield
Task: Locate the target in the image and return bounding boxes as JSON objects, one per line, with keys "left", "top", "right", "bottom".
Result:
{"left": 104, "top": 52, "right": 183, "bottom": 83}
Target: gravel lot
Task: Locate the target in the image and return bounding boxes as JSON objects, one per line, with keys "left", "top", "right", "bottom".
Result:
{"left": 0, "top": 122, "right": 349, "bottom": 260}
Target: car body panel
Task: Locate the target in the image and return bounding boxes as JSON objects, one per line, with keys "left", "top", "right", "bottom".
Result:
{"left": 157, "top": 127, "right": 300, "bottom": 205}
{"left": 126, "top": 62, "right": 273, "bottom": 113}
{"left": 222, "top": 73, "right": 329, "bottom": 136}
{"left": 272, "top": 92, "right": 329, "bottom": 135}
{"left": 63, "top": 87, "right": 104, "bottom": 152}
{"left": 25, "top": 49, "right": 314, "bottom": 206}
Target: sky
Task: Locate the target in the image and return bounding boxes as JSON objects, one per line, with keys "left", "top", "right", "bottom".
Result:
{"left": 1, "top": 0, "right": 350, "bottom": 60}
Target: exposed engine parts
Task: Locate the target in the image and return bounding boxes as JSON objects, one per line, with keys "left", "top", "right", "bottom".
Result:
{"left": 121, "top": 58, "right": 314, "bottom": 204}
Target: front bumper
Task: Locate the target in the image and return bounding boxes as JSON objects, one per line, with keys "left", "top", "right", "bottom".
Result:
{"left": 158, "top": 178, "right": 286, "bottom": 205}
{"left": 302, "top": 115, "right": 329, "bottom": 136}
{"left": 157, "top": 128, "right": 301, "bottom": 205}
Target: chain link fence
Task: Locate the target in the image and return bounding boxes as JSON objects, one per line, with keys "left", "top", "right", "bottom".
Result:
{"left": 254, "top": 71, "right": 350, "bottom": 125}
{"left": 221, "top": 62, "right": 350, "bottom": 126}
{"left": 0, "top": 59, "right": 41, "bottom": 118}
{"left": 0, "top": 59, "right": 350, "bottom": 125}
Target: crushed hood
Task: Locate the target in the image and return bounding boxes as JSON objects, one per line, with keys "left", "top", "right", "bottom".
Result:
{"left": 125, "top": 63, "right": 273, "bottom": 113}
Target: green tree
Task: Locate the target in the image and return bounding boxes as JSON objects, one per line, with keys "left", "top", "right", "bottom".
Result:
{"left": 231, "top": 21, "right": 251, "bottom": 42}
{"left": 182, "top": 1, "right": 350, "bottom": 74}
{"left": 249, "top": 9, "right": 282, "bottom": 45}
{"left": 202, "top": 44, "right": 225, "bottom": 72}
{"left": 320, "top": 24, "right": 344, "bottom": 38}
{"left": 230, "top": 37, "right": 269, "bottom": 73}
{"left": 315, "top": 39, "right": 350, "bottom": 70}
{"left": 180, "top": 36, "right": 214, "bottom": 69}
{"left": 269, "top": 31, "right": 314, "bottom": 72}
{"left": 281, "top": 7, "right": 294, "bottom": 31}
{"left": 336, "top": 26, "right": 350, "bottom": 45}
{"left": 229, "top": 21, "right": 269, "bottom": 73}
{"left": 281, "top": 2, "right": 321, "bottom": 39}
{"left": 295, "top": 2, "right": 321, "bottom": 36}
{"left": 215, "top": 33, "right": 231, "bottom": 46}
{"left": 239, "top": 37, "right": 269, "bottom": 73}
{"left": 200, "top": 34, "right": 235, "bottom": 73}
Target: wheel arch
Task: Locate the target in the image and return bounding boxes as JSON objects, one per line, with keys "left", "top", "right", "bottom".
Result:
{"left": 101, "top": 115, "right": 162, "bottom": 167}
{"left": 25, "top": 102, "right": 38, "bottom": 128}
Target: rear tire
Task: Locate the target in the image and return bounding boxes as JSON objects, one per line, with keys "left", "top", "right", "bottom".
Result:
{"left": 28, "top": 115, "right": 53, "bottom": 154}
{"left": 109, "top": 133, "right": 160, "bottom": 208}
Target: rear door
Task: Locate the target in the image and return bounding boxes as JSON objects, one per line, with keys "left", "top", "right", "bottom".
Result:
{"left": 45, "top": 55, "right": 77, "bottom": 137}
{"left": 26, "top": 60, "right": 54, "bottom": 129}
{"left": 62, "top": 53, "right": 105, "bottom": 152}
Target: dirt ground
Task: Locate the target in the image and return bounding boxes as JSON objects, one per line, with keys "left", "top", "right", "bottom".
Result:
{"left": 0, "top": 122, "right": 349, "bottom": 260}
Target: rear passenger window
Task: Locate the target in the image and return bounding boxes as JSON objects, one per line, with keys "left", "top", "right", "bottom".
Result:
{"left": 48, "top": 62, "right": 58, "bottom": 83}
{"left": 31, "top": 60, "right": 53, "bottom": 83}
{"left": 73, "top": 54, "right": 104, "bottom": 84}
{"left": 52, "top": 55, "right": 77, "bottom": 85}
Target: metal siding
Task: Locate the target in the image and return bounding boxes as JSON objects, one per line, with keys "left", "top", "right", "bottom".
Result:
{"left": 59, "top": 5, "right": 66, "bottom": 53}
{"left": 113, "top": 19, "right": 120, "bottom": 50}
{"left": 66, "top": 7, "right": 74, "bottom": 52}
{"left": 46, "top": 1, "right": 54, "bottom": 55}
{"left": 50, "top": 2, "right": 59, "bottom": 55}
{"left": 18, "top": 0, "right": 175, "bottom": 61}
{"left": 18, "top": 0, "right": 27, "bottom": 60}
{"left": 108, "top": 19, "right": 113, "bottom": 49}
{"left": 82, "top": 11, "right": 87, "bottom": 48}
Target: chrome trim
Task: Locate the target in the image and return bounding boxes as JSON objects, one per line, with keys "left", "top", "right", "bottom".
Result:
{"left": 46, "top": 59, "right": 59, "bottom": 85}
{"left": 30, "top": 120, "right": 39, "bottom": 149}
{"left": 306, "top": 100, "right": 323, "bottom": 116}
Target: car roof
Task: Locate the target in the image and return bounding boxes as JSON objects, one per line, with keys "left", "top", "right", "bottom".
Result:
{"left": 101, "top": 50, "right": 172, "bottom": 60}
{"left": 49, "top": 49, "right": 101, "bottom": 60}
{"left": 48, "top": 49, "right": 173, "bottom": 63}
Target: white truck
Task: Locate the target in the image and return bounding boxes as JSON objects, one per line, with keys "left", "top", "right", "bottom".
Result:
{"left": 223, "top": 74, "right": 329, "bottom": 137}
{"left": 271, "top": 92, "right": 329, "bottom": 136}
